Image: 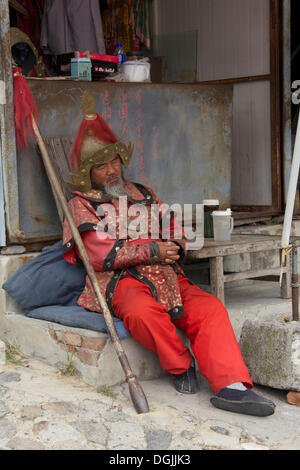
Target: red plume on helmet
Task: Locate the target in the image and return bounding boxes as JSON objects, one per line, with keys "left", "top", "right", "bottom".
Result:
{"left": 13, "top": 67, "right": 39, "bottom": 149}
{"left": 69, "top": 113, "right": 118, "bottom": 172}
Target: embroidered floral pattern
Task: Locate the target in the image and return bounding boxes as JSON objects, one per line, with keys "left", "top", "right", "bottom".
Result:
{"left": 137, "top": 264, "right": 183, "bottom": 312}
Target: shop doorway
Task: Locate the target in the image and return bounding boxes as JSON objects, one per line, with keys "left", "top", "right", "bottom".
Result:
{"left": 153, "top": 0, "right": 283, "bottom": 215}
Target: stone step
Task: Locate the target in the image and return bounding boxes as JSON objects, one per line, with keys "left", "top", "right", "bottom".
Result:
{"left": 0, "top": 252, "right": 164, "bottom": 389}
{"left": 1, "top": 312, "right": 164, "bottom": 389}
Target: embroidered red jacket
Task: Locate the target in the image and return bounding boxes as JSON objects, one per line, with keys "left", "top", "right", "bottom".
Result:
{"left": 62, "top": 181, "right": 187, "bottom": 320}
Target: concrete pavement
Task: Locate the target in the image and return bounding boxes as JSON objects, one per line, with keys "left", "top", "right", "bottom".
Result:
{"left": 0, "top": 348, "right": 299, "bottom": 451}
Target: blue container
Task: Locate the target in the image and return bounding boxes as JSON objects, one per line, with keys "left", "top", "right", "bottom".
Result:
{"left": 71, "top": 58, "right": 92, "bottom": 81}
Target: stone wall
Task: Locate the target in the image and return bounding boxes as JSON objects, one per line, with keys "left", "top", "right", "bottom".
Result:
{"left": 49, "top": 329, "right": 107, "bottom": 367}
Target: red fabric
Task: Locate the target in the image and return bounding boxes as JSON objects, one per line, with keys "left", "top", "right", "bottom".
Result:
{"left": 16, "top": 0, "right": 45, "bottom": 54}
{"left": 113, "top": 274, "right": 253, "bottom": 394}
{"left": 77, "top": 230, "right": 155, "bottom": 271}
{"left": 63, "top": 248, "right": 77, "bottom": 265}
{"left": 13, "top": 67, "right": 39, "bottom": 149}
{"left": 69, "top": 114, "right": 118, "bottom": 172}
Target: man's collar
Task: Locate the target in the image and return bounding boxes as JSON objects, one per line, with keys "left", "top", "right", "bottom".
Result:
{"left": 73, "top": 181, "right": 153, "bottom": 204}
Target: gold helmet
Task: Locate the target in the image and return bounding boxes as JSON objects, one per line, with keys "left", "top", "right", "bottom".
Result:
{"left": 67, "top": 92, "right": 134, "bottom": 192}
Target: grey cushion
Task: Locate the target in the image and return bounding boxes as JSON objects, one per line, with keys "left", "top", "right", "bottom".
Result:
{"left": 2, "top": 241, "right": 86, "bottom": 310}
{"left": 2, "top": 241, "right": 129, "bottom": 338}
{"left": 25, "top": 305, "right": 130, "bottom": 338}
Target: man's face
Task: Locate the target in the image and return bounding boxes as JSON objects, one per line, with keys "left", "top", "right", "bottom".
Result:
{"left": 90, "top": 154, "right": 122, "bottom": 189}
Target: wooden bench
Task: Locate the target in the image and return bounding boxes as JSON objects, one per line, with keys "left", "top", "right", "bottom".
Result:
{"left": 185, "top": 234, "right": 300, "bottom": 304}
{"left": 43, "top": 136, "right": 74, "bottom": 221}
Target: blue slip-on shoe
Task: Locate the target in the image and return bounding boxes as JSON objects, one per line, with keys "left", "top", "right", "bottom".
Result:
{"left": 210, "top": 387, "right": 276, "bottom": 417}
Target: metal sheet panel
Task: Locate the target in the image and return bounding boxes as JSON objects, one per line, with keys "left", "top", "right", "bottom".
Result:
{"left": 16, "top": 80, "right": 232, "bottom": 240}
{"left": 0, "top": 107, "right": 6, "bottom": 246}
{"left": 283, "top": 0, "right": 292, "bottom": 203}
{"left": 0, "top": 0, "right": 20, "bottom": 244}
{"left": 231, "top": 81, "right": 272, "bottom": 206}
{"left": 155, "top": 0, "right": 270, "bottom": 81}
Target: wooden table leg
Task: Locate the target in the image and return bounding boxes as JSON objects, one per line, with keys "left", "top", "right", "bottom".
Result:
{"left": 209, "top": 256, "right": 225, "bottom": 304}
{"left": 292, "top": 245, "right": 299, "bottom": 321}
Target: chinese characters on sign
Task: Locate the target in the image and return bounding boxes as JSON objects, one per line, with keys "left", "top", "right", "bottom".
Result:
{"left": 101, "top": 87, "right": 159, "bottom": 182}
{"left": 135, "top": 88, "right": 148, "bottom": 184}
{"left": 118, "top": 88, "right": 129, "bottom": 146}
{"left": 101, "top": 90, "right": 112, "bottom": 124}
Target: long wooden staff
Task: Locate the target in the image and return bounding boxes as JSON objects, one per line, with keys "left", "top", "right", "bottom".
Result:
{"left": 31, "top": 116, "right": 149, "bottom": 413}
{"left": 12, "top": 67, "right": 149, "bottom": 413}
{"left": 30, "top": 116, "right": 149, "bottom": 413}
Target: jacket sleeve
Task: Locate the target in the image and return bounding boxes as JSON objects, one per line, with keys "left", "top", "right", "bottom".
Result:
{"left": 75, "top": 230, "right": 160, "bottom": 272}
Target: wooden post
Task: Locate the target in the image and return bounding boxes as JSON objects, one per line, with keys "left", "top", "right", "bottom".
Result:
{"left": 281, "top": 248, "right": 292, "bottom": 299}
{"left": 210, "top": 256, "right": 225, "bottom": 304}
{"left": 292, "top": 245, "right": 299, "bottom": 321}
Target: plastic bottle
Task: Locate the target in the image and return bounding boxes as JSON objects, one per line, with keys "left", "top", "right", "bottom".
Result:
{"left": 114, "top": 42, "right": 126, "bottom": 70}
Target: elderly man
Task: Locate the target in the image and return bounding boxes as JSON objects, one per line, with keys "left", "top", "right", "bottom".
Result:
{"left": 62, "top": 100, "right": 275, "bottom": 418}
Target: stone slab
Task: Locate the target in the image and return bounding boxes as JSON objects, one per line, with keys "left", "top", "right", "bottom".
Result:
{"left": 0, "top": 313, "right": 165, "bottom": 388}
{"left": 239, "top": 319, "right": 300, "bottom": 391}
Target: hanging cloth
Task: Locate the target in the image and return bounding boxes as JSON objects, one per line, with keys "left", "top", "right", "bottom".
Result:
{"left": 40, "top": 0, "right": 106, "bottom": 55}
{"left": 134, "top": 0, "right": 151, "bottom": 50}
{"left": 15, "top": 0, "right": 45, "bottom": 55}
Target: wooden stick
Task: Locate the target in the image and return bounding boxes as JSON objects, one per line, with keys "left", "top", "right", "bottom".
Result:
{"left": 292, "top": 245, "right": 299, "bottom": 322}
{"left": 31, "top": 115, "right": 149, "bottom": 414}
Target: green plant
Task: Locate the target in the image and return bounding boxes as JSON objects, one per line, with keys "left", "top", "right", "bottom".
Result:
{"left": 97, "top": 385, "right": 116, "bottom": 398}
{"left": 58, "top": 344, "right": 77, "bottom": 376}
{"left": 5, "top": 345, "right": 25, "bottom": 365}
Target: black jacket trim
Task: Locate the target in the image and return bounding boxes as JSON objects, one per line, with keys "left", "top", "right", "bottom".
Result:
{"left": 171, "top": 240, "right": 187, "bottom": 265}
{"left": 62, "top": 222, "right": 114, "bottom": 253}
{"left": 126, "top": 267, "right": 159, "bottom": 301}
{"left": 173, "top": 264, "right": 197, "bottom": 287}
{"left": 168, "top": 305, "right": 184, "bottom": 321}
{"left": 129, "top": 182, "right": 154, "bottom": 205}
{"left": 105, "top": 269, "right": 124, "bottom": 316}
{"left": 63, "top": 223, "right": 98, "bottom": 253}
{"left": 88, "top": 199, "right": 107, "bottom": 212}
{"left": 103, "top": 240, "right": 125, "bottom": 271}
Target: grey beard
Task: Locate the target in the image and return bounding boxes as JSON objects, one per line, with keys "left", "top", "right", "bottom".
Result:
{"left": 104, "top": 177, "right": 127, "bottom": 198}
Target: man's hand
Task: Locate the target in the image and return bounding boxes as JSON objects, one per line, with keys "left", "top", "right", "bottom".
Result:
{"left": 156, "top": 241, "right": 180, "bottom": 264}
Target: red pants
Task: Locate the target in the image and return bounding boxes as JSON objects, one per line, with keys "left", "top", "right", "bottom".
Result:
{"left": 113, "top": 274, "right": 253, "bottom": 393}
